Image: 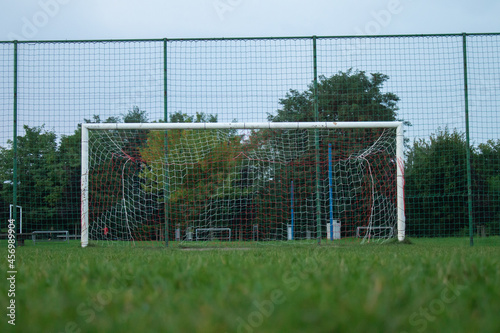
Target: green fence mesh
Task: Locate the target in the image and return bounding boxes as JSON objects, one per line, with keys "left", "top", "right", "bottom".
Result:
{"left": 1, "top": 33, "right": 499, "bottom": 244}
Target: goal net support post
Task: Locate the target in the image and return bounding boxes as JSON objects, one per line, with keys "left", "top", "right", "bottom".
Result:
{"left": 81, "top": 121, "right": 405, "bottom": 247}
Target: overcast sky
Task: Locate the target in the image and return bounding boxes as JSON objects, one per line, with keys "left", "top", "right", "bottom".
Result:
{"left": 1, "top": 0, "right": 500, "bottom": 41}
{"left": 1, "top": 0, "right": 499, "bottom": 148}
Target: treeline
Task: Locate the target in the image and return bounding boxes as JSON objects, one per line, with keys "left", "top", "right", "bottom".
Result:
{"left": 405, "top": 129, "right": 500, "bottom": 237}
{"left": 0, "top": 107, "right": 150, "bottom": 233}
{"left": 1, "top": 70, "right": 498, "bottom": 237}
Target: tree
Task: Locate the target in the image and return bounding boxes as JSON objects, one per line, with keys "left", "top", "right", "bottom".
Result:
{"left": 83, "top": 114, "right": 120, "bottom": 124}
{"left": 56, "top": 115, "right": 119, "bottom": 234}
{"left": 123, "top": 106, "right": 148, "bottom": 123}
{"left": 83, "top": 107, "right": 152, "bottom": 239}
{"left": 0, "top": 183, "right": 10, "bottom": 232}
{"left": 261, "top": 69, "right": 403, "bottom": 236}
{"left": 59, "top": 106, "right": 151, "bottom": 237}
{"left": 169, "top": 111, "right": 217, "bottom": 124}
{"left": 58, "top": 127, "right": 82, "bottom": 233}
{"left": 476, "top": 140, "right": 500, "bottom": 191}
{"left": 0, "top": 106, "right": 160, "bottom": 237}
{"left": 0, "top": 125, "right": 64, "bottom": 232}
{"left": 83, "top": 105, "right": 148, "bottom": 124}
{"left": 268, "top": 69, "right": 400, "bottom": 123}
{"left": 475, "top": 139, "right": 500, "bottom": 235}
{"left": 405, "top": 128, "right": 493, "bottom": 237}
{"left": 138, "top": 111, "right": 246, "bottom": 239}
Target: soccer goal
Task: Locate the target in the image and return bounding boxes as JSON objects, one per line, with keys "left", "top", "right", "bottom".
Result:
{"left": 81, "top": 122, "right": 405, "bottom": 247}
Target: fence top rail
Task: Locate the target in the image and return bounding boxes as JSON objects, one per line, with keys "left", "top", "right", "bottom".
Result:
{"left": 1, "top": 32, "right": 498, "bottom": 44}
{"left": 82, "top": 121, "right": 403, "bottom": 131}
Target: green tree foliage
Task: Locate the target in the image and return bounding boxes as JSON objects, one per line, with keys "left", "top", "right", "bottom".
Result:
{"left": 476, "top": 140, "right": 500, "bottom": 192}
{"left": 0, "top": 184, "right": 9, "bottom": 231}
{"left": 268, "top": 69, "right": 400, "bottom": 122}
{"left": 405, "top": 129, "right": 494, "bottom": 237}
{"left": 123, "top": 106, "right": 148, "bottom": 123}
{"left": 261, "top": 70, "right": 402, "bottom": 236}
{"left": 84, "top": 106, "right": 151, "bottom": 236}
{"left": 58, "top": 127, "right": 82, "bottom": 232}
{"left": 168, "top": 111, "right": 217, "bottom": 124}
{"left": 0, "top": 106, "right": 151, "bottom": 234}
{"left": 0, "top": 125, "right": 64, "bottom": 231}
{"left": 475, "top": 139, "right": 500, "bottom": 235}
{"left": 140, "top": 112, "right": 232, "bottom": 202}
{"left": 139, "top": 111, "right": 246, "bottom": 236}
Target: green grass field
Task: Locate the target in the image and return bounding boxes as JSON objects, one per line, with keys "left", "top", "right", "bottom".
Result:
{"left": 2, "top": 237, "right": 499, "bottom": 333}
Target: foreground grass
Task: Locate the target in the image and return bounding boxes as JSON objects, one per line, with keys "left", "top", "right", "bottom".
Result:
{"left": 1, "top": 237, "right": 499, "bottom": 332}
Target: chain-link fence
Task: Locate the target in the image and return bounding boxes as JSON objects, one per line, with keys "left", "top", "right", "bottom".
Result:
{"left": 1, "top": 33, "right": 499, "bottom": 244}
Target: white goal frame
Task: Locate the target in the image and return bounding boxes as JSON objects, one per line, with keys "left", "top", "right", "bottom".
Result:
{"left": 81, "top": 121, "right": 405, "bottom": 247}
{"left": 356, "top": 226, "right": 394, "bottom": 238}
{"left": 195, "top": 228, "right": 232, "bottom": 241}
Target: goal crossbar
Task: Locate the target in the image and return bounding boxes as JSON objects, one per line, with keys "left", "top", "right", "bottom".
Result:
{"left": 82, "top": 121, "right": 402, "bottom": 131}
{"left": 81, "top": 121, "right": 405, "bottom": 247}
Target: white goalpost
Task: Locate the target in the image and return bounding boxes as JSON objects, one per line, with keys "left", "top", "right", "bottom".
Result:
{"left": 81, "top": 121, "right": 405, "bottom": 247}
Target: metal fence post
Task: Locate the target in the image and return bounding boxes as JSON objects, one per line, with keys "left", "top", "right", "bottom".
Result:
{"left": 313, "top": 35, "right": 321, "bottom": 245}
{"left": 462, "top": 33, "right": 474, "bottom": 247}
{"left": 12, "top": 40, "right": 18, "bottom": 248}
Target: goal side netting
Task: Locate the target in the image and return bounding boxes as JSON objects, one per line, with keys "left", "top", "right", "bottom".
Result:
{"left": 81, "top": 122, "right": 405, "bottom": 247}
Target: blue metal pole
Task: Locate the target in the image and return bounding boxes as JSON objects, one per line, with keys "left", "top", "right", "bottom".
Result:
{"left": 328, "top": 144, "right": 333, "bottom": 241}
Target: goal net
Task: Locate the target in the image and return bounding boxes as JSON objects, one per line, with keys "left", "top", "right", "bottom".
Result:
{"left": 81, "top": 122, "right": 405, "bottom": 247}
